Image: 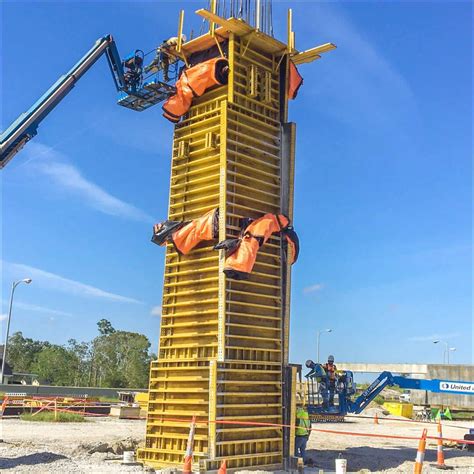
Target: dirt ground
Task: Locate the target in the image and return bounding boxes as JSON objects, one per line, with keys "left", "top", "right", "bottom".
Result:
{"left": 0, "top": 415, "right": 472, "bottom": 473}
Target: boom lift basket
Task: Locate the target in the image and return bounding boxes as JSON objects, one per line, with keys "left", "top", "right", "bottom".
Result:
{"left": 117, "top": 79, "right": 176, "bottom": 111}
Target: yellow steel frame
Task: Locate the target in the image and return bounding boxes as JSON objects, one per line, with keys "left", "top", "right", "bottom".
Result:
{"left": 138, "top": 7, "right": 334, "bottom": 471}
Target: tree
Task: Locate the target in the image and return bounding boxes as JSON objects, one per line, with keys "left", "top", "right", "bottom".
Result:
{"left": 97, "top": 319, "right": 115, "bottom": 336}
{"left": 5, "top": 323, "right": 152, "bottom": 388}
{"left": 92, "top": 331, "right": 151, "bottom": 388}
{"left": 6, "top": 332, "right": 50, "bottom": 373}
{"left": 67, "top": 339, "right": 92, "bottom": 386}
{"left": 32, "top": 345, "right": 80, "bottom": 386}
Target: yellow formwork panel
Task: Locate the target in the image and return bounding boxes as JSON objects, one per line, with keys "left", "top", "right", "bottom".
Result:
{"left": 139, "top": 25, "right": 293, "bottom": 472}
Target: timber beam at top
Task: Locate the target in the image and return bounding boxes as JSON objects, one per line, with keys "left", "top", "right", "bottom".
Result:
{"left": 193, "top": 8, "right": 336, "bottom": 64}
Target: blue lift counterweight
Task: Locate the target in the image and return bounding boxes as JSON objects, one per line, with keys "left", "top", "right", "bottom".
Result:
{"left": 0, "top": 34, "right": 176, "bottom": 168}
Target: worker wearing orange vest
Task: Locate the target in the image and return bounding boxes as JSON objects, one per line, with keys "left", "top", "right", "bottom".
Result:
{"left": 321, "top": 355, "right": 337, "bottom": 408}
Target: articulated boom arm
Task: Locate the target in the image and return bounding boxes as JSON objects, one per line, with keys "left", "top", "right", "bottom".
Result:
{"left": 392, "top": 375, "right": 474, "bottom": 396}
{"left": 0, "top": 35, "right": 125, "bottom": 169}
{"left": 1, "top": 31, "right": 176, "bottom": 169}
{"left": 348, "top": 371, "right": 473, "bottom": 414}
{"left": 348, "top": 371, "right": 394, "bottom": 414}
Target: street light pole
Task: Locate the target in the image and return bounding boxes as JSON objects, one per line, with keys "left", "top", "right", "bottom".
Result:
{"left": 317, "top": 328, "right": 333, "bottom": 364}
{"left": 433, "top": 340, "right": 449, "bottom": 364}
{"left": 447, "top": 347, "right": 456, "bottom": 364}
{"left": 1, "top": 278, "right": 32, "bottom": 384}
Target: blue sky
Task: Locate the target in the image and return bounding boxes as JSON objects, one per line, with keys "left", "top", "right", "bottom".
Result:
{"left": 1, "top": 1, "right": 472, "bottom": 368}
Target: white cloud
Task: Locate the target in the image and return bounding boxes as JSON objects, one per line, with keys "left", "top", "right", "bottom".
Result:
{"left": 3, "top": 261, "right": 141, "bottom": 304}
{"left": 150, "top": 305, "right": 162, "bottom": 317}
{"left": 0, "top": 314, "right": 7, "bottom": 322}
{"left": 14, "top": 301, "right": 73, "bottom": 317}
{"left": 25, "top": 142, "right": 154, "bottom": 223}
{"left": 407, "top": 332, "right": 460, "bottom": 343}
{"left": 303, "top": 283, "right": 324, "bottom": 294}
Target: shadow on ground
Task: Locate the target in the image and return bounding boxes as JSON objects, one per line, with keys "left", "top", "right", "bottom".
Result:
{"left": 306, "top": 446, "right": 473, "bottom": 471}
{"left": 0, "top": 452, "right": 67, "bottom": 469}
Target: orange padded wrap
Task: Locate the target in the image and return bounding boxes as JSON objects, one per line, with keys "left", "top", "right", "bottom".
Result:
{"left": 163, "top": 57, "right": 228, "bottom": 122}
{"left": 245, "top": 213, "right": 282, "bottom": 243}
{"left": 224, "top": 235, "right": 260, "bottom": 277}
{"left": 288, "top": 60, "right": 303, "bottom": 100}
{"left": 172, "top": 209, "right": 218, "bottom": 254}
{"left": 222, "top": 214, "right": 289, "bottom": 279}
{"left": 216, "top": 213, "right": 298, "bottom": 279}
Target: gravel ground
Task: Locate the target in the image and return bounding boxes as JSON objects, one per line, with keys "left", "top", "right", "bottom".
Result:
{"left": 305, "top": 413, "right": 473, "bottom": 473}
{"left": 0, "top": 415, "right": 472, "bottom": 472}
{"left": 0, "top": 417, "right": 146, "bottom": 473}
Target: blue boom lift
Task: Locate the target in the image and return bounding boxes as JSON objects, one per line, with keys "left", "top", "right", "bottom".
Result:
{"left": 304, "top": 360, "right": 474, "bottom": 422}
{"left": 0, "top": 34, "right": 178, "bottom": 168}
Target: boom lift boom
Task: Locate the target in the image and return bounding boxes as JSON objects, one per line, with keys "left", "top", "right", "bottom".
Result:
{"left": 0, "top": 34, "right": 177, "bottom": 168}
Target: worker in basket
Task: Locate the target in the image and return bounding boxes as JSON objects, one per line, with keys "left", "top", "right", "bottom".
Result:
{"left": 295, "top": 403, "right": 312, "bottom": 465}
{"left": 145, "top": 35, "right": 186, "bottom": 81}
{"left": 321, "top": 355, "right": 338, "bottom": 409}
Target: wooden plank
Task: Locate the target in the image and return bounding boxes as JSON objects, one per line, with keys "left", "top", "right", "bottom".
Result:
{"left": 292, "top": 43, "right": 336, "bottom": 65}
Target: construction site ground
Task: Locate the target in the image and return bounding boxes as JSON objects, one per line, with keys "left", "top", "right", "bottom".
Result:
{"left": 0, "top": 413, "right": 472, "bottom": 473}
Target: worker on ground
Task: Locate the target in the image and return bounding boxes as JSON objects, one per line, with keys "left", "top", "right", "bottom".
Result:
{"left": 322, "top": 355, "right": 337, "bottom": 408}
{"left": 146, "top": 35, "right": 186, "bottom": 82}
{"left": 295, "top": 404, "right": 311, "bottom": 464}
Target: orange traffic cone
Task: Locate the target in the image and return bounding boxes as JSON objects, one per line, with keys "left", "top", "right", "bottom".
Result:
{"left": 217, "top": 460, "right": 227, "bottom": 474}
{"left": 374, "top": 413, "right": 379, "bottom": 424}
{"left": 414, "top": 428, "right": 427, "bottom": 474}
{"left": 183, "top": 415, "right": 196, "bottom": 474}
{"left": 433, "top": 420, "right": 452, "bottom": 470}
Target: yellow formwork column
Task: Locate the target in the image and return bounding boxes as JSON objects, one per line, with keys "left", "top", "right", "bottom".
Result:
{"left": 138, "top": 10, "right": 334, "bottom": 471}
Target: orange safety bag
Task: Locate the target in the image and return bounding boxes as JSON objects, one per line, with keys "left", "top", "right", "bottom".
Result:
{"left": 222, "top": 234, "right": 260, "bottom": 280}
{"left": 163, "top": 57, "right": 229, "bottom": 123}
{"left": 151, "top": 208, "right": 219, "bottom": 254}
{"left": 288, "top": 60, "right": 303, "bottom": 100}
{"left": 215, "top": 213, "right": 299, "bottom": 280}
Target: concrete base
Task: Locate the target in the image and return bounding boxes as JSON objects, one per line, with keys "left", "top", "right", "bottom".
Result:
{"left": 109, "top": 405, "right": 140, "bottom": 419}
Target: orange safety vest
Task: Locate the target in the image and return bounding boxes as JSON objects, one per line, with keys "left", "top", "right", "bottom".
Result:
{"left": 288, "top": 60, "right": 303, "bottom": 100}
{"left": 162, "top": 57, "right": 229, "bottom": 123}
{"left": 152, "top": 208, "right": 219, "bottom": 254}
{"left": 323, "top": 363, "right": 337, "bottom": 382}
{"left": 215, "top": 213, "right": 299, "bottom": 280}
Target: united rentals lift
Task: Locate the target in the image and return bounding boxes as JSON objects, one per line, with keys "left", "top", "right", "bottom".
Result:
{"left": 137, "top": 2, "right": 335, "bottom": 471}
